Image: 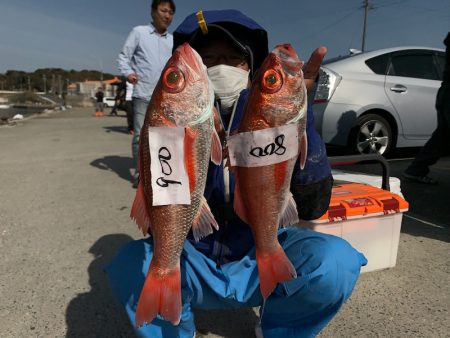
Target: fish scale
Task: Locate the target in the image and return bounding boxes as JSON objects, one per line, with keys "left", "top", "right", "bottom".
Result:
{"left": 231, "top": 43, "right": 308, "bottom": 300}
{"left": 139, "top": 122, "right": 210, "bottom": 268}
{"left": 130, "top": 43, "right": 222, "bottom": 327}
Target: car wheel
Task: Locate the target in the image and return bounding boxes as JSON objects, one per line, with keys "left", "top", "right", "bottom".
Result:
{"left": 352, "top": 114, "right": 393, "bottom": 156}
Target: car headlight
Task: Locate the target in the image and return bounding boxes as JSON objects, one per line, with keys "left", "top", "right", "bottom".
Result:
{"left": 314, "top": 67, "right": 341, "bottom": 103}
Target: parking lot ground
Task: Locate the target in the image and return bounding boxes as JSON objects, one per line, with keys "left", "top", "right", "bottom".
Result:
{"left": 0, "top": 107, "right": 448, "bottom": 338}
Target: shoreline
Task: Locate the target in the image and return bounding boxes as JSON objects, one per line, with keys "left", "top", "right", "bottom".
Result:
{"left": 0, "top": 106, "right": 62, "bottom": 127}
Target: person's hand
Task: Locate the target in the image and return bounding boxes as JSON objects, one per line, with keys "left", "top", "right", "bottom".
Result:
{"left": 127, "top": 73, "right": 138, "bottom": 85}
{"left": 303, "top": 46, "right": 327, "bottom": 93}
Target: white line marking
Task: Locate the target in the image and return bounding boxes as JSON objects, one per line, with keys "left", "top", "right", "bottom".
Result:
{"left": 404, "top": 214, "right": 446, "bottom": 229}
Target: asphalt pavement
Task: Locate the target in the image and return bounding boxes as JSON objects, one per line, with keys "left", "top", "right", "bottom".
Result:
{"left": 0, "top": 107, "right": 448, "bottom": 338}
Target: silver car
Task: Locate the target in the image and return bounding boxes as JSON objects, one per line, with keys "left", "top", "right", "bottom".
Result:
{"left": 313, "top": 46, "right": 445, "bottom": 155}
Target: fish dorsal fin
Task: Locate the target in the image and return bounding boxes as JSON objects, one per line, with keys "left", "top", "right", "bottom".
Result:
{"left": 130, "top": 181, "right": 152, "bottom": 236}
{"left": 299, "top": 131, "right": 308, "bottom": 170}
{"left": 210, "top": 129, "right": 222, "bottom": 165}
{"left": 191, "top": 196, "right": 219, "bottom": 241}
{"left": 232, "top": 171, "right": 250, "bottom": 224}
{"left": 279, "top": 193, "right": 300, "bottom": 227}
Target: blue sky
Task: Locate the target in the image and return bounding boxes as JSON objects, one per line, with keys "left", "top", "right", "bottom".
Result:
{"left": 1, "top": 0, "right": 449, "bottom": 75}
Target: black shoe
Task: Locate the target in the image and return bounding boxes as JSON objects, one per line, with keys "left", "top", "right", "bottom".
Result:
{"left": 132, "top": 174, "right": 139, "bottom": 189}
{"left": 402, "top": 173, "right": 437, "bottom": 185}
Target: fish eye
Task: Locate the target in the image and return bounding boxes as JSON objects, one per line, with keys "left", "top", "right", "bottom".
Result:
{"left": 262, "top": 69, "right": 282, "bottom": 93}
{"left": 162, "top": 67, "right": 185, "bottom": 93}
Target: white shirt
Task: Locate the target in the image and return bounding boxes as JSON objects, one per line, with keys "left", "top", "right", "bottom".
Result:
{"left": 125, "top": 81, "right": 134, "bottom": 101}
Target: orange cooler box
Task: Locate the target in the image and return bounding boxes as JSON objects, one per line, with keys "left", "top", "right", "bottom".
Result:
{"left": 298, "top": 182, "right": 409, "bottom": 273}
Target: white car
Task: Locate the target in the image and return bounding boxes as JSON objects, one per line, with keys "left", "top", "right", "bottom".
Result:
{"left": 103, "top": 96, "right": 116, "bottom": 108}
{"left": 313, "top": 46, "right": 445, "bottom": 155}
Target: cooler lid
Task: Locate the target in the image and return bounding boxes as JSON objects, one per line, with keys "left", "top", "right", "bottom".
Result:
{"left": 318, "top": 183, "right": 409, "bottom": 223}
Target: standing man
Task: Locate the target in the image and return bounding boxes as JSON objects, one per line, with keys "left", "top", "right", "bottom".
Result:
{"left": 402, "top": 32, "right": 450, "bottom": 184}
{"left": 118, "top": 0, "right": 176, "bottom": 188}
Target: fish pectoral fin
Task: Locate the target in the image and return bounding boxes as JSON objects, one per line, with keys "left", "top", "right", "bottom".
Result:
{"left": 257, "top": 246, "right": 297, "bottom": 299}
{"left": 130, "top": 181, "right": 152, "bottom": 235}
{"left": 135, "top": 264, "right": 181, "bottom": 327}
{"left": 299, "top": 131, "right": 308, "bottom": 170}
{"left": 210, "top": 129, "right": 222, "bottom": 165}
{"left": 232, "top": 172, "right": 250, "bottom": 224}
{"left": 192, "top": 197, "right": 219, "bottom": 241}
{"left": 279, "top": 193, "right": 300, "bottom": 227}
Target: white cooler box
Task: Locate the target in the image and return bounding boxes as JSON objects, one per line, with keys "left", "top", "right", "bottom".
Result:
{"left": 299, "top": 155, "right": 409, "bottom": 273}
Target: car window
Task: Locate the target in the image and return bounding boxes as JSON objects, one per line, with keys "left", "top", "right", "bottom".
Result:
{"left": 387, "top": 53, "right": 439, "bottom": 80}
{"left": 436, "top": 52, "right": 446, "bottom": 79}
{"left": 365, "top": 54, "right": 389, "bottom": 74}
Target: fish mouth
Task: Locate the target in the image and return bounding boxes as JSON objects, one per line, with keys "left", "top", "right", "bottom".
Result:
{"left": 272, "top": 44, "right": 303, "bottom": 75}
{"left": 177, "top": 43, "right": 205, "bottom": 81}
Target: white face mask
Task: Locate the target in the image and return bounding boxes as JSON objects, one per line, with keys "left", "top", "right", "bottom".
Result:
{"left": 207, "top": 65, "right": 250, "bottom": 114}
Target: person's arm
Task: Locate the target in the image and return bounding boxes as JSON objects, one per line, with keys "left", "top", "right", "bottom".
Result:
{"left": 117, "top": 27, "right": 139, "bottom": 84}
{"left": 290, "top": 46, "right": 333, "bottom": 221}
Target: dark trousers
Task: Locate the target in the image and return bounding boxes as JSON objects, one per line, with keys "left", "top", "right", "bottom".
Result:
{"left": 125, "top": 100, "right": 134, "bottom": 131}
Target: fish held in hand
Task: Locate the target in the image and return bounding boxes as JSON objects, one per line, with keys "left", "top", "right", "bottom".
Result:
{"left": 130, "top": 43, "right": 222, "bottom": 327}
{"left": 229, "top": 43, "right": 308, "bottom": 299}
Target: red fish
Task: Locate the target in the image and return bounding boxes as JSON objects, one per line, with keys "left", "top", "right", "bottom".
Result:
{"left": 230, "top": 44, "right": 308, "bottom": 299}
{"left": 130, "top": 43, "right": 222, "bottom": 326}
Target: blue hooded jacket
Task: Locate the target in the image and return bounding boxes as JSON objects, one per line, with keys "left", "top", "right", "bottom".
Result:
{"left": 173, "top": 10, "right": 332, "bottom": 264}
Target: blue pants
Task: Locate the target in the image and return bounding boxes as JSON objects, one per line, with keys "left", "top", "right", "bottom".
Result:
{"left": 105, "top": 228, "right": 367, "bottom": 338}
{"left": 131, "top": 98, "right": 149, "bottom": 174}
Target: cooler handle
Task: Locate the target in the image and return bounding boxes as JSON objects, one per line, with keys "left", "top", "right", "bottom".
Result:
{"left": 328, "top": 154, "right": 390, "bottom": 191}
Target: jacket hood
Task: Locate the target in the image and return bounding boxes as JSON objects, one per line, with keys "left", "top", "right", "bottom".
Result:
{"left": 173, "top": 9, "right": 269, "bottom": 75}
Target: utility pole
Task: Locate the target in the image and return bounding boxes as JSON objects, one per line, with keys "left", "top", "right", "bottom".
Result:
{"left": 361, "top": 0, "right": 369, "bottom": 52}
{"left": 43, "top": 75, "right": 47, "bottom": 93}
{"left": 58, "top": 74, "right": 62, "bottom": 97}
{"left": 100, "top": 59, "right": 104, "bottom": 90}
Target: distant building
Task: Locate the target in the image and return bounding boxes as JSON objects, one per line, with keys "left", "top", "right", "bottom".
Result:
{"left": 67, "top": 83, "right": 77, "bottom": 95}
{"left": 75, "top": 77, "right": 121, "bottom": 97}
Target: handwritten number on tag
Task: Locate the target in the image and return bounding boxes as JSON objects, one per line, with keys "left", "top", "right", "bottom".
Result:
{"left": 158, "top": 147, "right": 173, "bottom": 175}
{"left": 157, "top": 147, "right": 182, "bottom": 187}
{"left": 249, "top": 134, "right": 287, "bottom": 158}
{"left": 156, "top": 177, "right": 182, "bottom": 187}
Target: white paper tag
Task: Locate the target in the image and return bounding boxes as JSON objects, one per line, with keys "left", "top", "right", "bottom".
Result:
{"left": 148, "top": 127, "right": 191, "bottom": 206}
{"left": 227, "top": 124, "right": 299, "bottom": 167}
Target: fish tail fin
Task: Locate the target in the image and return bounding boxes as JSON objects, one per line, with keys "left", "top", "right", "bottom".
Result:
{"left": 130, "top": 181, "right": 151, "bottom": 235}
{"left": 256, "top": 245, "right": 297, "bottom": 299}
{"left": 135, "top": 264, "right": 182, "bottom": 327}
{"left": 191, "top": 197, "right": 219, "bottom": 241}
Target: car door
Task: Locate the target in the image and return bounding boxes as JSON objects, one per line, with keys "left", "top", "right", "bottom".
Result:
{"left": 384, "top": 50, "right": 441, "bottom": 140}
